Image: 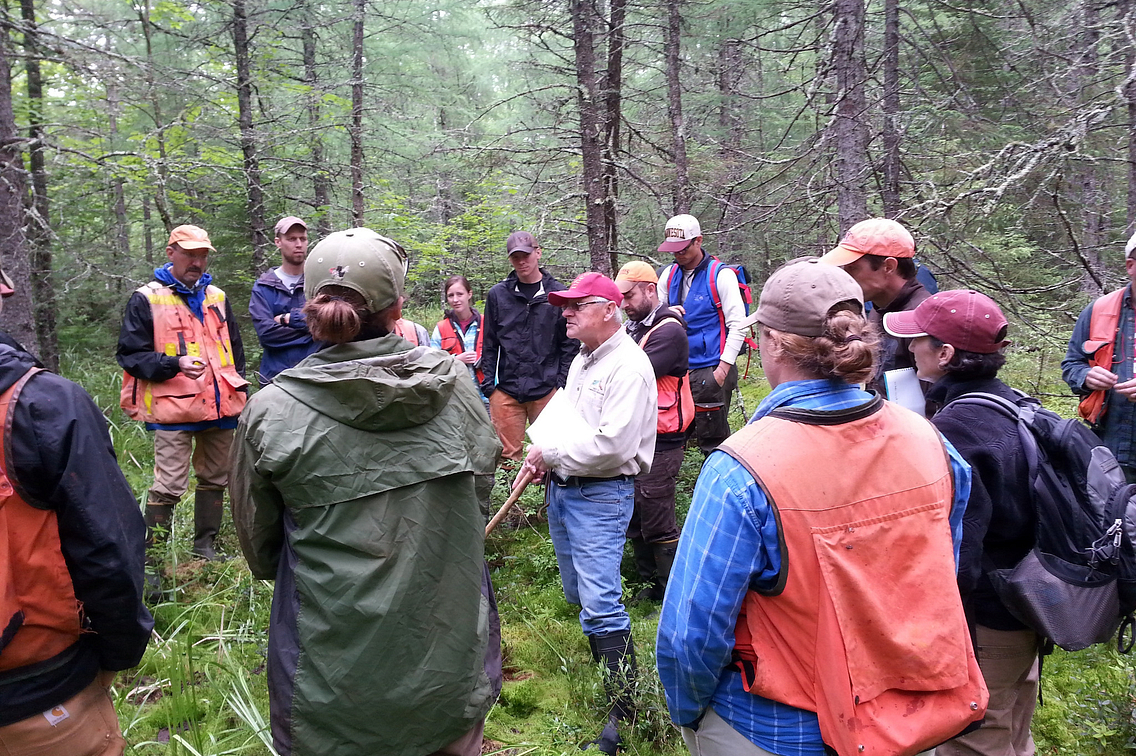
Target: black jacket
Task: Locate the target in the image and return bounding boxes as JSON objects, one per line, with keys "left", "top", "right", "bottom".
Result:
{"left": 627, "top": 305, "right": 690, "bottom": 450}
{"left": 0, "top": 339, "right": 153, "bottom": 726}
{"left": 926, "top": 374, "right": 1035, "bottom": 631}
{"left": 479, "top": 269, "right": 578, "bottom": 403}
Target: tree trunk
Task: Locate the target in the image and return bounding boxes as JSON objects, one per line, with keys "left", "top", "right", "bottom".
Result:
{"left": 233, "top": 0, "right": 268, "bottom": 270}
{"left": 143, "top": 194, "right": 154, "bottom": 267}
{"left": 0, "top": 22, "right": 35, "bottom": 352}
{"left": 570, "top": 0, "right": 611, "bottom": 274}
{"left": 1077, "top": 0, "right": 1102, "bottom": 292}
{"left": 831, "top": 0, "right": 869, "bottom": 233}
{"left": 881, "top": 0, "right": 901, "bottom": 218}
{"left": 664, "top": 0, "right": 689, "bottom": 215}
{"left": 20, "top": 0, "right": 57, "bottom": 370}
{"left": 139, "top": 0, "right": 171, "bottom": 230}
{"left": 715, "top": 19, "right": 744, "bottom": 260}
{"left": 302, "top": 0, "right": 331, "bottom": 238}
{"left": 108, "top": 80, "right": 128, "bottom": 297}
{"left": 602, "top": 0, "right": 625, "bottom": 273}
{"left": 350, "top": 0, "right": 365, "bottom": 225}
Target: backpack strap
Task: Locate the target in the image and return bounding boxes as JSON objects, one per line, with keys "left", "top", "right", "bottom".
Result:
{"left": 662, "top": 264, "right": 680, "bottom": 306}
{"left": 706, "top": 258, "right": 728, "bottom": 357}
{"left": 949, "top": 391, "right": 1042, "bottom": 486}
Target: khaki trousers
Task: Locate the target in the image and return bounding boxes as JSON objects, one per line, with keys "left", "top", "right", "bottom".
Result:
{"left": 149, "top": 427, "right": 234, "bottom": 502}
{"left": 0, "top": 677, "right": 124, "bottom": 756}
{"left": 488, "top": 389, "right": 555, "bottom": 462}
{"left": 936, "top": 625, "right": 1039, "bottom": 756}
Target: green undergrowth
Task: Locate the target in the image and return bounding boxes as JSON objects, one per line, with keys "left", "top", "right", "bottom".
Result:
{"left": 45, "top": 342, "right": 1136, "bottom": 754}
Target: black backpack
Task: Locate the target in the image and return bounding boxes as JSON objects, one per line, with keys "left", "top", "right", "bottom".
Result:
{"left": 953, "top": 391, "right": 1136, "bottom": 652}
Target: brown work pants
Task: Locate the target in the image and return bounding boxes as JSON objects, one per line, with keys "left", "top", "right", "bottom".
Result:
{"left": 488, "top": 389, "right": 555, "bottom": 462}
{"left": 0, "top": 676, "right": 124, "bottom": 756}
{"left": 149, "top": 427, "right": 234, "bottom": 503}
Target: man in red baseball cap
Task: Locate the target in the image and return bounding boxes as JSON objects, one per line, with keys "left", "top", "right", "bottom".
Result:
{"left": 820, "top": 218, "right": 931, "bottom": 394}
{"left": 884, "top": 290, "right": 1039, "bottom": 756}
{"left": 518, "top": 271, "right": 657, "bottom": 754}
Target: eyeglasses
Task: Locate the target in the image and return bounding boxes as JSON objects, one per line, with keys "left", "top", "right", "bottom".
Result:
{"left": 562, "top": 299, "right": 609, "bottom": 312}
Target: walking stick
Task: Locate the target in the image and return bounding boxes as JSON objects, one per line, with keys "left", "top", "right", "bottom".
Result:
{"left": 485, "top": 467, "right": 536, "bottom": 537}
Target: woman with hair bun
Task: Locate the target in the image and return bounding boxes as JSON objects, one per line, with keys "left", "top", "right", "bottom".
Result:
{"left": 230, "top": 228, "right": 502, "bottom": 756}
{"left": 657, "top": 258, "right": 986, "bottom": 756}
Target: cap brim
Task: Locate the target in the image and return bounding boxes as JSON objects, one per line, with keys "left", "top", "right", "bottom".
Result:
{"left": 818, "top": 246, "right": 863, "bottom": 267}
{"left": 658, "top": 240, "right": 692, "bottom": 253}
{"left": 881, "top": 310, "right": 928, "bottom": 339}
{"left": 548, "top": 290, "right": 589, "bottom": 306}
{"left": 178, "top": 241, "right": 215, "bottom": 251}
{"left": 508, "top": 247, "right": 534, "bottom": 256}
{"left": 615, "top": 278, "right": 637, "bottom": 293}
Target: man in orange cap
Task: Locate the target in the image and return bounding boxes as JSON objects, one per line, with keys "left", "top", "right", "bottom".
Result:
{"left": 615, "top": 260, "right": 692, "bottom": 602}
{"left": 819, "top": 218, "right": 932, "bottom": 393}
{"left": 117, "top": 224, "right": 248, "bottom": 599}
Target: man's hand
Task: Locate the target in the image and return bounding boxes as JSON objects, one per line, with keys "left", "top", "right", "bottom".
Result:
{"left": 1115, "top": 377, "right": 1136, "bottom": 402}
{"left": 1085, "top": 366, "right": 1119, "bottom": 391}
{"left": 274, "top": 313, "right": 291, "bottom": 326}
{"left": 454, "top": 351, "right": 478, "bottom": 365}
{"left": 178, "top": 355, "right": 207, "bottom": 379}
{"left": 671, "top": 304, "right": 686, "bottom": 317}
{"left": 518, "top": 444, "right": 548, "bottom": 488}
{"left": 713, "top": 361, "right": 731, "bottom": 387}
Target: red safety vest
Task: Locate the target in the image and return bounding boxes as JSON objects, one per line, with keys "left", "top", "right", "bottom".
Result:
{"left": 120, "top": 283, "right": 248, "bottom": 424}
{"left": 1078, "top": 287, "right": 1126, "bottom": 425}
{"left": 639, "top": 318, "right": 693, "bottom": 435}
{"left": 436, "top": 314, "right": 485, "bottom": 383}
{"left": 394, "top": 319, "right": 421, "bottom": 346}
{"left": 719, "top": 399, "right": 987, "bottom": 756}
{"left": 0, "top": 367, "right": 82, "bottom": 674}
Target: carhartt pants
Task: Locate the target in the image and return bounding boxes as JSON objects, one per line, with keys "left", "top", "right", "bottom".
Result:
{"left": 936, "top": 625, "right": 1039, "bottom": 756}
{"left": 0, "top": 677, "right": 124, "bottom": 756}
{"left": 149, "top": 427, "right": 234, "bottom": 503}
{"left": 488, "top": 389, "right": 555, "bottom": 462}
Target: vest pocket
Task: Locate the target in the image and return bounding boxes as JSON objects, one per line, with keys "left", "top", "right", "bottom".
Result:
{"left": 811, "top": 499, "right": 969, "bottom": 704}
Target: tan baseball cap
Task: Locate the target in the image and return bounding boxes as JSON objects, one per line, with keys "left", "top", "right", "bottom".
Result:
{"left": 275, "top": 216, "right": 307, "bottom": 236}
{"left": 614, "top": 260, "right": 658, "bottom": 293}
{"left": 167, "top": 225, "right": 215, "bottom": 251}
{"left": 819, "top": 218, "right": 914, "bottom": 267}
{"left": 754, "top": 258, "right": 864, "bottom": 337}
{"left": 304, "top": 228, "right": 408, "bottom": 312}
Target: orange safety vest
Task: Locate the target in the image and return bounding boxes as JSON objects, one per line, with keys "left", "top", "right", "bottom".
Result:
{"left": 0, "top": 367, "right": 82, "bottom": 674}
{"left": 436, "top": 314, "right": 485, "bottom": 383}
{"left": 394, "top": 319, "right": 421, "bottom": 346}
{"left": 639, "top": 318, "right": 693, "bottom": 435}
{"left": 120, "top": 282, "right": 248, "bottom": 424}
{"left": 719, "top": 398, "right": 987, "bottom": 756}
{"left": 1078, "top": 287, "right": 1126, "bottom": 425}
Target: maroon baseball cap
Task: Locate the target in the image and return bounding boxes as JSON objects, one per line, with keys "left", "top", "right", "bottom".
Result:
{"left": 506, "top": 231, "right": 538, "bottom": 255}
{"left": 548, "top": 271, "right": 624, "bottom": 307}
{"left": 883, "top": 289, "right": 1010, "bottom": 354}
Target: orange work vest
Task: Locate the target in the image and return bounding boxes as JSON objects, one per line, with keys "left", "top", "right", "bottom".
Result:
{"left": 436, "top": 315, "right": 485, "bottom": 383}
{"left": 394, "top": 319, "right": 421, "bottom": 346}
{"left": 1077, "top": 287, "right": 1126, "bottom": 425}
{"left": 719, "top": 398, "right": 987, "bottom": 756}
{"left": 639, "top": 318, "right": 693, "bottom": 435}
{"left": 0, "top": 367, "right": 82, "bottom": 674}
{"left": 120, "top": 282, "right": 248, "bottom": 424}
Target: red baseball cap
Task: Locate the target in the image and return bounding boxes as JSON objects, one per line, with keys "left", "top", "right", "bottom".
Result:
{"left": 548, "top": 271, "right": 624, "bottom": 307}
{"left": 883, "top": 289, "right": 1010, "bottom": 354}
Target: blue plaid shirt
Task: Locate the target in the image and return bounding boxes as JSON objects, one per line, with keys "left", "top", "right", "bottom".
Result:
{"left": 656, "top": 379, "right": 972, "bottom": 756}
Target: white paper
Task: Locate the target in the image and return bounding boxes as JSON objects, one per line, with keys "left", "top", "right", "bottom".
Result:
{"left": 526, "top": 390, "right": 593, "bottom": 448}
{"left": 883, "top": 367, "right": 926, "bottom": 416}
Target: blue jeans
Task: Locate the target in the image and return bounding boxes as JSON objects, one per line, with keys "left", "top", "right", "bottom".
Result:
{"left": 547, "top": 476, "right": 634, "bottom": 635}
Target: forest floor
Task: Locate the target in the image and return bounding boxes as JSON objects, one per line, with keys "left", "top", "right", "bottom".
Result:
{"left": 61, "top": 334, "right": 1136, "bottom": 755}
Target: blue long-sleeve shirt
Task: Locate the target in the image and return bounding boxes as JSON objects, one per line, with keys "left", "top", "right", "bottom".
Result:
{"left": 656, "top": 379, "right": 972, "bottom": 756}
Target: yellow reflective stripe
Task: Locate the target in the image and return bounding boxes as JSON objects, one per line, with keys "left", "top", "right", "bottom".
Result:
{"left": 144, "top": 384, "right": 153, "bottom": 414}
{"left": 187, "top": 342, "right": 200, "bottom": 357}
{"left": 164, "top": 343, "right": 177, "bottom": 357}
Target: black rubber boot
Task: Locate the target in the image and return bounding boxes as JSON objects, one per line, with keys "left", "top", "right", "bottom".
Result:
{"left": 631, "top": 538, "right": 663, "bottom": 602}
{"left": 582, "top": 630, "right": 636, "bottom": 754}
{"left": 652, "top": 540, "right": 679, "bottom": 598}
{"left": 192, "top": 489, "right": 226, "bottom": 561}
{"left": 143, "top": 502, "right": 173, "bottom": 603}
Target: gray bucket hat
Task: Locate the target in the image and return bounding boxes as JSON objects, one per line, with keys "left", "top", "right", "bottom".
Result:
{"left": 304, "top": 228, "right": 408, "bottom": 312}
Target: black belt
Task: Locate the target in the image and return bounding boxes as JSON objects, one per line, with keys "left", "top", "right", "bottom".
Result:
{"left": 550, "top": 472, "right": 633, "bottom": 487}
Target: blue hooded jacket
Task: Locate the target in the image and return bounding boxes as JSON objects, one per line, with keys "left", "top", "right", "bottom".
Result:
{"left": 249, "top": 268, "right": 321, "bottom": 385}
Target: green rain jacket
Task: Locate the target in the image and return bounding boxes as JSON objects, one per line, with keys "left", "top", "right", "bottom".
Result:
{"left": 231, "top": 335, "right": 502, "bottom": 756}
